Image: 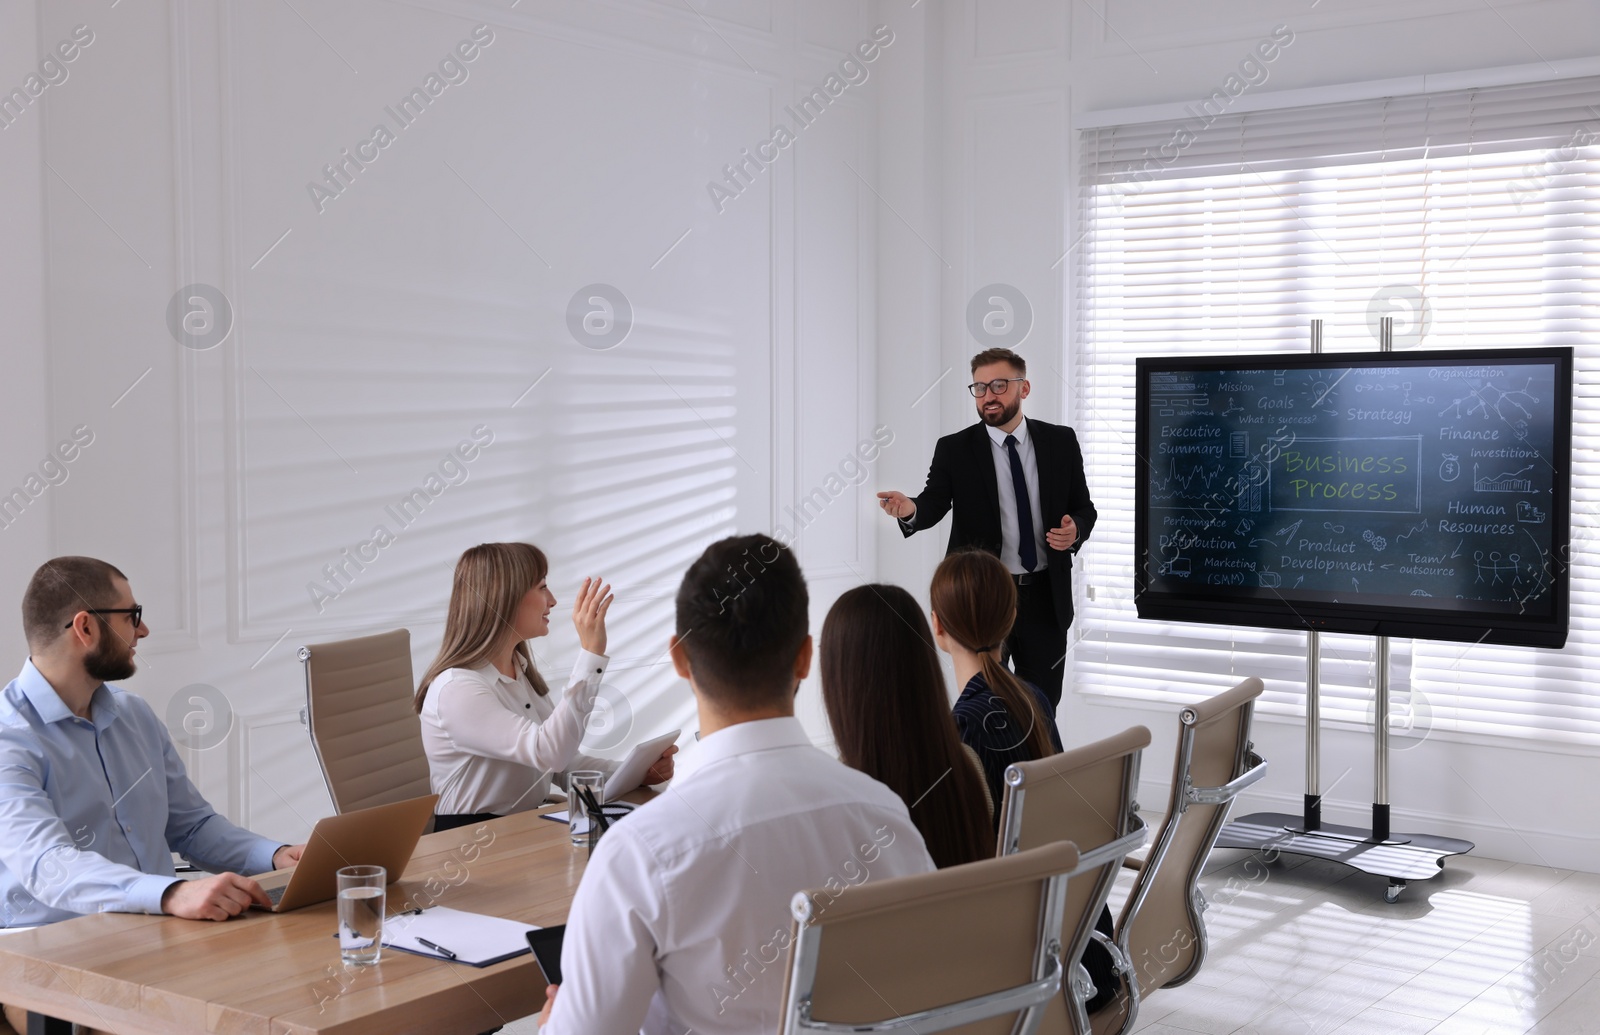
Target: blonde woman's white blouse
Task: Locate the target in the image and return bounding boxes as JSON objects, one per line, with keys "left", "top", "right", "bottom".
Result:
{"left": 420, "top": 651, "right": 616, "bottom": 816}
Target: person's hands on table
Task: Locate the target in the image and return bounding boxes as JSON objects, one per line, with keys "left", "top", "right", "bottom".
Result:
{"left": 272, "top": 843, "right": 304, "bottom": 869}
{"left": 162, "top": 872, "right": 271, "bottom": 921}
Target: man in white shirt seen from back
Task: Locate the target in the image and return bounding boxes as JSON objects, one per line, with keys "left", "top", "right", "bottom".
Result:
{"left": 539, "top": 534, "right": 936, "bottom": 1034}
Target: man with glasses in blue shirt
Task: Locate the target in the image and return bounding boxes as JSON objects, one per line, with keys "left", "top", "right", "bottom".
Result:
{"left": 0, "top": 556, "right": 303, "bottom": 949}
{"left": 878, "top": 348, "right": 1096, "bottom": 707}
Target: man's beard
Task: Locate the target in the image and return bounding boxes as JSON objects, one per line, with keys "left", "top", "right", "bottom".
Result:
{"left": 979, "top": 396, "right": 1021, "bottom": 427}
{"left": 84, "top": 626, "right": 136, "bottom": 682}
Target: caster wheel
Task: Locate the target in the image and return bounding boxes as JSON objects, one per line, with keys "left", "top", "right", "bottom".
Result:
{"left": 1384, "top": 883, "right": 1405, "bottom": 903}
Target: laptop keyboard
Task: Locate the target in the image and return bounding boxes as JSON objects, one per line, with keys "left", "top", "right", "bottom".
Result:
{"left": 265, "top": 884, "right": 287, "bottom": 905}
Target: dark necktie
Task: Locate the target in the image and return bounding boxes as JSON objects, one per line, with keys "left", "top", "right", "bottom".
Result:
{"left": 1004, "top": 435, "right": 1037, "bottom": 572}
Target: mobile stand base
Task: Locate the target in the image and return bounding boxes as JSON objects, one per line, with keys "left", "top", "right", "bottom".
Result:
{"left": 1215, "top": 630, "right": 1475, "bottom": 903}
{"left": 1217, "top": 808, "right": 1475, "bottom": 904}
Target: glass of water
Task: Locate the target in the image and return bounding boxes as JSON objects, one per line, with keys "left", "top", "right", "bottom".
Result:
{"left": 337, "top": 864, "right": 386, "bottom": 965}
{"left": 569, "top": 770, "right": 605, "bottom": 846}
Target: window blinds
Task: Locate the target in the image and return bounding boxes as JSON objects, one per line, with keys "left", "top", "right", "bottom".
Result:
{"left": 1074, "top": 75, "right": 1600, "bottom": 745}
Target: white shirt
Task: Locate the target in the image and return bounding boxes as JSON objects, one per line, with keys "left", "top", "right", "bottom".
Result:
{"left": 419, "top": 651, "right": 615, "bottom": 816}
{"left": 545, "top": 716, "right": 935, "bottom": 1035}
{"left": 987, "top": 418, "right": 1048, "bottom": 574}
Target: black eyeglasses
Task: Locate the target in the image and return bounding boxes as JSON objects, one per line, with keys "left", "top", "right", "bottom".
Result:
{"left": 65, "top": 605, "right": 142, "bottom": 629}
{"left": 969, "top": 377, "right": 1025, "bottom": 398}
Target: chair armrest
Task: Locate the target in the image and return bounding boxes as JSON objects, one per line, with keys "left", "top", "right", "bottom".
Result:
{"left": 1075, "top": 822, "right": 1148, "bottom": 873}
{"left": 1186, "top": 751, "right": 1267, "bottom": 806}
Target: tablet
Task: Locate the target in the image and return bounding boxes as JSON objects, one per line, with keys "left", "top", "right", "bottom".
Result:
{"left": 603, "top": 729, "right": 681, "bottom": 798}
{"left": 526, "top": 924, "right": 565, "bottom": 985}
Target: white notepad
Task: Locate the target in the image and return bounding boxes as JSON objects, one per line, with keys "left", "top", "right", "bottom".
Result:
{"left": 382, "top": 906, "right": 538, "bottom": 967}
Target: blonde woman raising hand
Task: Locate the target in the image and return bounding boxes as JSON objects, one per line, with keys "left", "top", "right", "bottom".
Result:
{"left": 416, "top": 544, "right": 675, "bottom": 831}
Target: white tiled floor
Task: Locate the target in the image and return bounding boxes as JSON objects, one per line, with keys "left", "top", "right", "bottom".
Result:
{"left": 1130, "top": 847, "right": 1600, "bottom": 1035}
{"left": 509, "top": 845, "right": 1600, "bottom": 1034}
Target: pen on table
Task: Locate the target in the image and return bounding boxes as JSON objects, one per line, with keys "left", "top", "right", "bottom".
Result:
{"left": 393, "top": 906, "right": 424, "bottom": 917}
{"left": 417, "top": 938, "right": 457, "bottom": 960}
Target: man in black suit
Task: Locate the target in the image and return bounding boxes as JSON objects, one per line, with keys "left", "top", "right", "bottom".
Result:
{"left": 878, "top": 348, "right": 1095, "bottom": 707}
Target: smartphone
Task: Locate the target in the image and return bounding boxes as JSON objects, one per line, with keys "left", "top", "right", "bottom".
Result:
{"left": 526, "top": 924, "right": 566, "bottom": 986}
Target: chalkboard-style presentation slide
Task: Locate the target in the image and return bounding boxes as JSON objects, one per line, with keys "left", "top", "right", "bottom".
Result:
{"left": 1134, "top": 348, "right": 1572, "bottom": 648}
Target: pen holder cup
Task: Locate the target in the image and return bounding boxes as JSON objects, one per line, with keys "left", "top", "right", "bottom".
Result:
{"left": 569, "top": 770, "right": 606, "bottom": 848}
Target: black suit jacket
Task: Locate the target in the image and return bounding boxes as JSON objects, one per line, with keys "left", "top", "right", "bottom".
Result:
{"left": 902, "top": 418, "right": 1097, "bottom": 634}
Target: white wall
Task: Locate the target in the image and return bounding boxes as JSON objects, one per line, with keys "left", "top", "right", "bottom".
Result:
{"left": 872, "top": 0, "right": 1600, "bottom": 871}
{"left": 3, "top": 0, "right": 894, "bottom": 842}
{"left": 0, "top": 3, "right": 51, "bottom": 636}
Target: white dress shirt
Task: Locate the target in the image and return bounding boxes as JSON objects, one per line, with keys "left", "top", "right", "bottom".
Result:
{"left": 545, "top": 715, "right": 935, "bottom": 1035}
{"left": 419, "top": 651, "right": 615, "bottom": 816}
{"left": 987, "top": 418, "right": 1048, "bottom": 574}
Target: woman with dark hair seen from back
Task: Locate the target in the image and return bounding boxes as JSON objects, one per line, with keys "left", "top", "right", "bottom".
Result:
{"left": 820, "top": 584, "right": 993, "bottom": 869}
{"left": 930, "top": 548, "right": 1117, "bottom": 1014}
{"left": 416, "top": 543, "right": 676, "bottom": 832}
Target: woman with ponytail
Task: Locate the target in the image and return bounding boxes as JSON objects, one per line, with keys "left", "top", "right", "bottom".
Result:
{"left": 416, "top": 543, "right": 675, "bottom": 832}
{"left": 929, "top": 549, "right": 1061, "bottom": 818}
{"left": 932, "top": 549, "right": 1120, "bottom": 1014}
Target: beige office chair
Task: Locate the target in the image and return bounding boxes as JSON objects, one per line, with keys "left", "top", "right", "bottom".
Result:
{"left": 300, "top": 629, "right": 433, "bottom": 817}
{"left": 998, "top": 726, "right": 1152, "bottom": 1034}
{"left": 1092, "top": 677, "right": 1267, "bottom": 1035}
{"left": 780, "top": 841, "right": 1083, "bottom": 1035}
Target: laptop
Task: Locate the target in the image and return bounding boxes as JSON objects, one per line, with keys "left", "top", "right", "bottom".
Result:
{"left": 252, "top": 794, "right": 439, "bottom": 912}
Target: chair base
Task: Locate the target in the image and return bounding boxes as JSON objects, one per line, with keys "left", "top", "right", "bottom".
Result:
{"left": 1216, "top": 811, "right": 1473, "bottom": 902}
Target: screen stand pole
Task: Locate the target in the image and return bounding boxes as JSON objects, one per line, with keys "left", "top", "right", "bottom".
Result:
{"left": 1372, "top": 315, "right": 1394, "bottom": 843}
{"left": 1374, "top": 635, "right": 1391, "bottom": 842}
{"left": 1306, "top": 632, "right": 1321, "bottom": 830}
{"left": 1304, "top": 318, "right": 1324, "bottom": 832}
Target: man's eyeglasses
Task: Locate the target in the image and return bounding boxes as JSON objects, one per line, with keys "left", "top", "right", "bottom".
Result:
{"left": 65, "top": 605, "right": 142, "bottom": 630}
{"left": 969, "top": 377, "right": 1025, "bottom": 398}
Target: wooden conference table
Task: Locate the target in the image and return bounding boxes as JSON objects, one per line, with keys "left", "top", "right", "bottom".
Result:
{"left": 0, "top": 797, "right": 632, "bottom": 1035}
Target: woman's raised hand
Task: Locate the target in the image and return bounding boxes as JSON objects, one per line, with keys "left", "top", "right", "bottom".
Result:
{"left": 572, "top": 576, "right": 614, "bottom": 656}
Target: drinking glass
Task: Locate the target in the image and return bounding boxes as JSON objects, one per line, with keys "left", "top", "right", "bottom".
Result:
{"left": 569, "top": 770, "right": 605, "bottom": 846}
{"left": 337, "top": 864, "right": 386, "bottom": 965}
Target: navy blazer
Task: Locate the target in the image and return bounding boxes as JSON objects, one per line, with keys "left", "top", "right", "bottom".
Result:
{"left": 902, "top": 418, "right": 1097, "bottom": 634}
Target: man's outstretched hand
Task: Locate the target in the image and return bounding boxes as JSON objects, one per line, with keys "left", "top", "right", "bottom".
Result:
{"left": 876, "top": 491, "right": 915, "bottom": 520}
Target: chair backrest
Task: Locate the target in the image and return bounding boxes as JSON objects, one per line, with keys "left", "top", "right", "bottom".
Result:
{"left": 780, "top": 842, "right": 1081, "bottom": 1035}
{"left": 300, "top": 629, "right": 433, "bottom": 816}
{"left": 997, "top": 727, "right": 1151, "bottom": 1032}
{"left": 1099, "top": 677, "right": 1266, "bottom": 1035}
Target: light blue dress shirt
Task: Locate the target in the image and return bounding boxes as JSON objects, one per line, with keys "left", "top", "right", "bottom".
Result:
{"left": 0, "top": 661, "right": 280, "bottom": 926}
